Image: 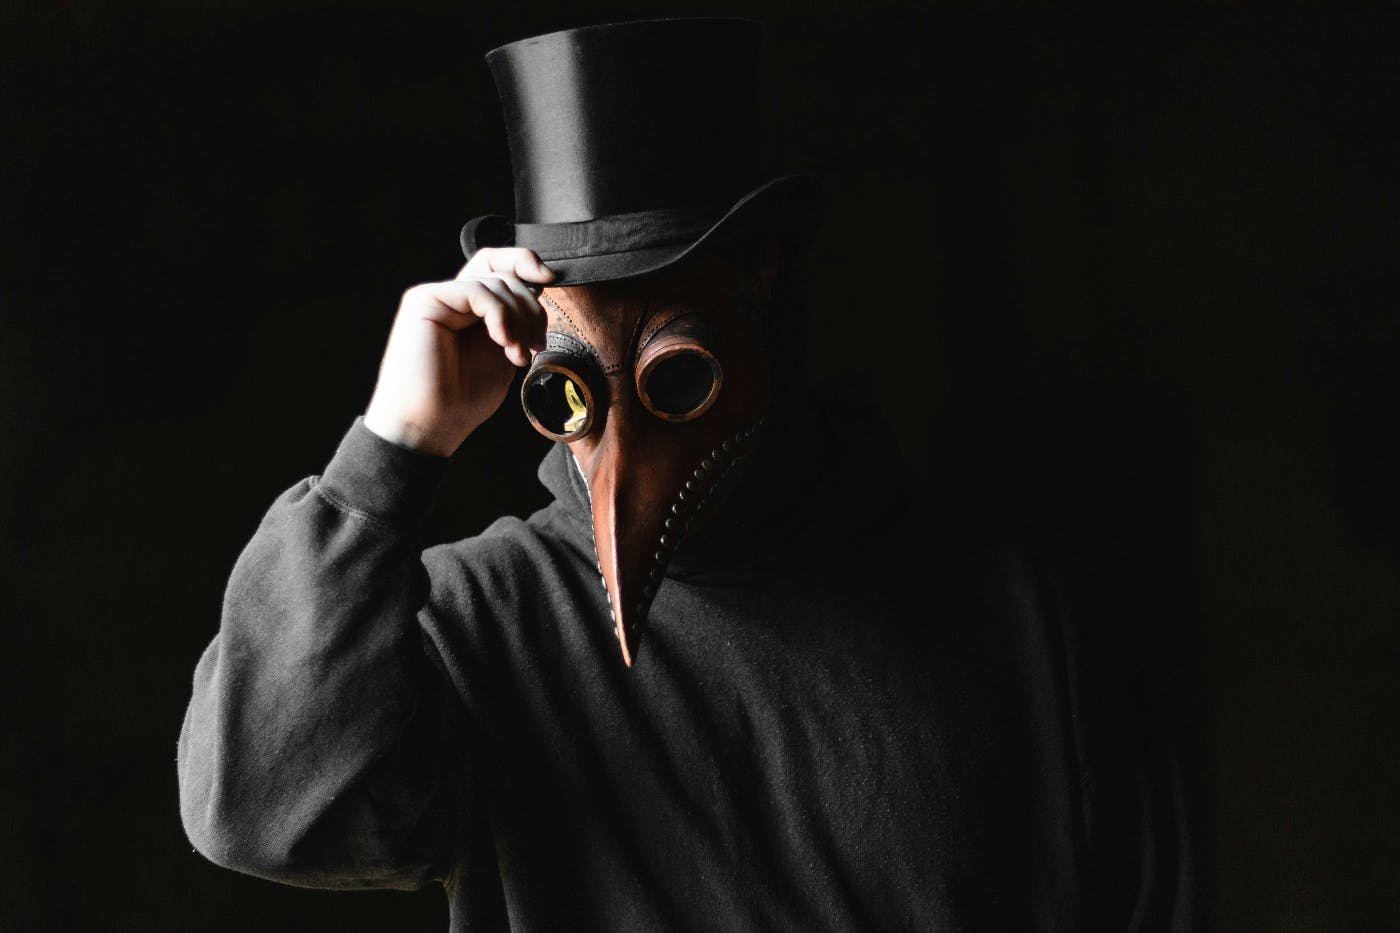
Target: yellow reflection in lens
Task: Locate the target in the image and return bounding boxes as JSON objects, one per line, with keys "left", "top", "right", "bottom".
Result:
{"left": 563, "top": 379, "right": 587, "bottom": 434}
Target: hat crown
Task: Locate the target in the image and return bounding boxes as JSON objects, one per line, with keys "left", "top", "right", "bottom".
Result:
{"left": 485, "top": 17, "right": 764, "bottom": 224}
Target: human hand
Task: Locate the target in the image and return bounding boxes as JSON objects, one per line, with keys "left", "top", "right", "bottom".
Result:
{"left": 363, "top": 247, "right": 555, "bottom": 456}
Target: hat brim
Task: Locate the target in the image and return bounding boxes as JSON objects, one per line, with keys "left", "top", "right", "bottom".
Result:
{"left": 460, "top": 174, "right": 823, "bottom": 287}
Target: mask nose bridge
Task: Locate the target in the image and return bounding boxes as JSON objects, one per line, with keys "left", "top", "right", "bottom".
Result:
{"left": 540, "top": 288, "right": 647, "bottom": 372}
{"left": 543, "top": 286, "right": 709, "bottom": 429}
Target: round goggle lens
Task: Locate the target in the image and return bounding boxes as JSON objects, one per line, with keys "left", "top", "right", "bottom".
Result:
{"left": 643, "top": 351, "right": 719, "bottom": 418}
{"left": 523, "top": 369, "right": 593, "bottom": 438}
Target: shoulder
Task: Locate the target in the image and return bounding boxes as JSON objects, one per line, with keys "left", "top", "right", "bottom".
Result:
{"left": 413, "top": 500, "right": 610, "bottom": 705}
{"left": 421, "top": 500, "right": 591, "bottom": 592}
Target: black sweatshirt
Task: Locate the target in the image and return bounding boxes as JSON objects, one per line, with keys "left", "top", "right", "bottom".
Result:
{"left": 177, "top": 395, "right": 1198, "bottom": 931}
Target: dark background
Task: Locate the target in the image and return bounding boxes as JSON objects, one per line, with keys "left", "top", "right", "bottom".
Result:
{"left": 3, "top": 1, "right": 1397, "bottom": 929}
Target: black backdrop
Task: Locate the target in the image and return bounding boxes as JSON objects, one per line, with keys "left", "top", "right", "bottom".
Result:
{"left": 3, "top": 2, "right": 1397, "bottom": 930}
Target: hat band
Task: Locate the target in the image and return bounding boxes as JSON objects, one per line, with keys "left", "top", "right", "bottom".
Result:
{"left": 516, "top": 202, "right": 726, "bottom": 261}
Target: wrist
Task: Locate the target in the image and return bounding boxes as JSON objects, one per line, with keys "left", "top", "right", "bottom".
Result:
{"left": 318, "top": 417, "right": 452, "bottom": 525}
{"left": 363, "top": 408, "right": 461, "bottom": 457}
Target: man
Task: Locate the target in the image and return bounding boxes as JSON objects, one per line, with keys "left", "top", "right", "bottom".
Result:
{"left": 178, "top": 16, "right": 1197, "bottom": 931}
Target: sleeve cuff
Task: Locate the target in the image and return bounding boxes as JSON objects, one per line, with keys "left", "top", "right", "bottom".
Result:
{"left": 316, "top": 417, "right": 451, "bottom": 525}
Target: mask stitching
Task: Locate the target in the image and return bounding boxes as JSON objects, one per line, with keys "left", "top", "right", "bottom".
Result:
{"left": 637, "top": 303, "right": 698, "bottom": 349}
{"left": 541, "top": 291, "right": 627, "bottom": 376}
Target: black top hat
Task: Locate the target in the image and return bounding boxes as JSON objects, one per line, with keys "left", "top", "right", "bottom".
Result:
{"left": 459, "top": 17, "right": 824, "bottom": 286}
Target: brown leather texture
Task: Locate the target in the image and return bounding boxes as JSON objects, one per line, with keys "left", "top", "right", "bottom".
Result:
{"left": 535, "top": 253, "right": 773, "bottom": 664}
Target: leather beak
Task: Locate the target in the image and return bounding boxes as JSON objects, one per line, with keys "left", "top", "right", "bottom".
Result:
{"left": 575, "top": 399, "right": 759, "bottom": 666}
{"left": 578, "top": 402, "right": 678, "bottom": 666}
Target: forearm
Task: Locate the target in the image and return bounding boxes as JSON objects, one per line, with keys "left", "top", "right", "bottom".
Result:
{"left": 177, "top": 419, "right": 460, "bottom": 889}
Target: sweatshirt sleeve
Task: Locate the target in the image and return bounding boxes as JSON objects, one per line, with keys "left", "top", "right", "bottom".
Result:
{"left": 177, "top": 417, "right": 467, "bottom": 891}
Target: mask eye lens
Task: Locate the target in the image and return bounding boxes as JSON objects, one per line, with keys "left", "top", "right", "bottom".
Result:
{"left": 642, "top": 351, "right": 720, "bottom": 419}
{"left": 636, "top": 310, "right": 723, "bottom": 422}
{"left": 522, "top": 357, "right": 598, "bottom": 441}
{"left": 525, "top": 371, "right": 587, "bottom": 434}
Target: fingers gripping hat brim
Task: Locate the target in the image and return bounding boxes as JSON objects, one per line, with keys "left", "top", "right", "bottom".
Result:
{"left": 459, "top": 174, "right": 824, "bottom": 286}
